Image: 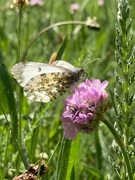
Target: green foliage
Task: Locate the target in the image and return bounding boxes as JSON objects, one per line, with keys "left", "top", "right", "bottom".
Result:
{"left": 0, "top": 0, "right": 135, "bottom": 179}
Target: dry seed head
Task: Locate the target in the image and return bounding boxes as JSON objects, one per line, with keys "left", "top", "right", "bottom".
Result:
{"left": 13, "top": 0, "right": 29, "bottom": 7}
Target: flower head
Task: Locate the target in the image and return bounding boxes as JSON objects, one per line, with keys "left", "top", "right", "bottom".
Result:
{"left": 13, "top": 0, "right": 29, "bottom": 8}
{"left": 61, "top": 79, "right": 108, "bottom": 140}
{"left": 98, "top": 0, "right": 104, "bottom": 6}
{"left": 30, "top": 0, "right": 43, "bottom": 6}
{"left": 70, "top": 3, "right": 80, "bottom": 12}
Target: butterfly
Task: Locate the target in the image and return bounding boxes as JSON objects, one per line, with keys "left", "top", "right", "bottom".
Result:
{"left": 11, "top": 60, "right": 85, "bottom": 103}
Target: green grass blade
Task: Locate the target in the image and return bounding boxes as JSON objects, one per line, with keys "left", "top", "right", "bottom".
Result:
{"left": 66, "top": 136, "right": 80, "bottom": 180}
{"left": 55, "top": 136, "right": 71, "bottom": 180}
{"left": 0, "top": 52, "right": 18, "bottom": 137}
{"left": 56, "top": 36, "right": 67, "bottom": 60}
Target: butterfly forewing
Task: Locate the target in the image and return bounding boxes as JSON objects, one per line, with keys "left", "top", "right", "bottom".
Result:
{"left": 11, "top": 61, "right": 84, "bottom": 103}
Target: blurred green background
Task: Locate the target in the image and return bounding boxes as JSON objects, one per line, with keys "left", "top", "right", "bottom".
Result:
{"left": 0, "top": 0, "right": 135, "bottom": 179}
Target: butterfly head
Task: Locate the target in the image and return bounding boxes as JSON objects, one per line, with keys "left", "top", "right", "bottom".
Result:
{"left": 73, "top": 68, "right": 87, "bottom": 83}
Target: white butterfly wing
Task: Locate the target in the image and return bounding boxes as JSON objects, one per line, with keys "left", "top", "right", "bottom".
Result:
{"left": 52, "top": 60, "right": 80, "bottom": 72}
{"left": 11, "top": 61, "right": 72, "bottom": 87}
{"left": 11, "top": 61, "right": 84, "bottom": 102}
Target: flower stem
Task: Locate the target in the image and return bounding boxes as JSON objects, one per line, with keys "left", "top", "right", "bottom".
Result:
{"left": 17, "top": 6, "right": 23, "bottom": 170}
{"left": 17, "top": 7, "right": 22, "bottom": 62}
{"left": 101, "top": 119, "right": 133, "bottom": 180}
{"left": 21, "top": 20, "right": 99, "bottom": 61}
{"left": 17, "top": 6, "right": 23, "bottom": 142}
{"left": 95, "top": 130, "right": 102, "bottom": 170}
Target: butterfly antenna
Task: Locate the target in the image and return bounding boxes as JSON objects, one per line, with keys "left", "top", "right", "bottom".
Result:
{"left": 83, "top": 57, "right": 100, "bottom": 67}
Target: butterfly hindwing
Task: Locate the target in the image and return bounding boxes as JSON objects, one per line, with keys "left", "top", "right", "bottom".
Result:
{"left": 23, "top": 72, "right": 74, "bottom": 102}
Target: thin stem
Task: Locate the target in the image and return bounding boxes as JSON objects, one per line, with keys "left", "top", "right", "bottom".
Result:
{"left": 18, "top": 7, "right": 22, "bottom": 143}
{"left": 21, "top": 20, "right": 99, "bottom": 61}
{"left": 47, "top": 141, "right": 60, "bottom": 165}
{"left": 17, "top": 7, "right": 22, "bottom": 62}
{"left": 95, "top": 130, "right": 102, "bottom": 170}
{"left": 17, "top": 6, "right": 23, "bottom": 170}
{"left": 101, "top": 119, "right": 133, "bottom": 180}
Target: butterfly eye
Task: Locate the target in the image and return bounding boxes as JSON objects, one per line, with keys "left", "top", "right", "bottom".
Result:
{"left": 79, "top": 69, "right": 87, "bottom": 81}
{"left": 83, "top": 71, "right": 88, "bottom": 80}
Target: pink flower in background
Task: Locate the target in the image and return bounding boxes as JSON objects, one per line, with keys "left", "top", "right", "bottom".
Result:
{"left": 70, "top": 3, "right": 80, "bottom": 12}
{"left": 30, "top": 0, "right": 43, "bottom": 6}
{"left": 61, "top": 79, "right": 108, "bottom": 140}
{"left": 98, "top": 0, "right": 104, "bottom": 6}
